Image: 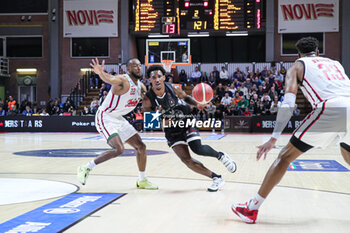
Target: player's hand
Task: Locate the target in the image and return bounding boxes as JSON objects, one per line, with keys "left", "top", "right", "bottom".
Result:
{"left": 197, "top": 103, "right": 207, "bottom": 110}
{"left": 256, "top": 137, "right": 277, "bottom": 161}
{"left": 90, "top": 58, "right": 105, "bottom": 75}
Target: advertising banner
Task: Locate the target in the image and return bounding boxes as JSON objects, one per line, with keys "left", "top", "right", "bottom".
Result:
{"left": 63, "top": 0, "right": 118, "bottom": 37}
{"left": 278, "top": 0, "right": 339, "bottom": 33}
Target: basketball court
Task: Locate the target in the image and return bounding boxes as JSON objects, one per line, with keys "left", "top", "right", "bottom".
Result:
{"left": 1, "top": 132, "right": 350, "bottom": 233}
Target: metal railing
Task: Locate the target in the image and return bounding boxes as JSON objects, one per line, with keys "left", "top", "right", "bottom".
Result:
{"left": 0, "top": 57, "right": 10, "bottom": 76}
{"left": 68, "top": 71, "right": 91, "bottom": 107}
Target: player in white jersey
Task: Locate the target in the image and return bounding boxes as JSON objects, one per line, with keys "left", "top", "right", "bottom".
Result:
{"left": 77, "top": 58, "right": 158, "bottom": 190}
{"left": 231, "top": 37, "right": 350, "bottom": 223}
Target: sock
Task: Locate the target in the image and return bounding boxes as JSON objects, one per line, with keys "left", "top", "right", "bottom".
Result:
{"left": 248, "top": 193, "right": 265, "bottom": 210}
{"left": 138, "top": 171, "right": 146, "bottom": 181}
{"left": 87, "top": 160, "right": 96, "bottom": 170}
{"left": 210, "top": 172, "right": 221, "bottom": 179}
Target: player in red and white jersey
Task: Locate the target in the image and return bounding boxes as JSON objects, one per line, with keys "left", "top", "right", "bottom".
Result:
{"left": 231, "top": 37, "right": 350, "bottom": 223}
{"left": 77, "top": 58, "right": 158, "bottom": 190}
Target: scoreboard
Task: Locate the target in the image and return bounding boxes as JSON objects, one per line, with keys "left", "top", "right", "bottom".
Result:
{"left": 133, "top": 0, "right": 263, "bottom": 35}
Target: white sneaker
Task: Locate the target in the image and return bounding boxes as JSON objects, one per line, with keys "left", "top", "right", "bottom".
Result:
{"left": 220, "top": 152, "right": 237, "bottom": 173}
{"left": 208, "top": 177, "right": 225, "bottom": 192}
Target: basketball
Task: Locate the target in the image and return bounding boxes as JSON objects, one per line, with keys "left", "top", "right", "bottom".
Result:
{"left": 192, "top": 83, "right": 213, "bottom": 104}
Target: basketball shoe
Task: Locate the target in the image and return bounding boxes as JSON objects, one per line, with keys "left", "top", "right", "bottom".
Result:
{"left": 208, "top": 177, "right": 225, "bottom": 192}
{"left": 77, "top": 165, "right": 91, "bottom": 185}
{"left": 136, "top": 178, "right": 158, "bottom": 190}
{"left": 231, "top": 202, "right": 258, "bottom": 224}
{"left": 219, "top": 152, "right": 237, "bottom": 173}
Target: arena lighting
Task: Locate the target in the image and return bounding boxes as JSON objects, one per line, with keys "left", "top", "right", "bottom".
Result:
{"left": 16, "top": 68, "right": 37, "bottom": 73}
{"left": 148, "top": 34, "right": 169, "bottom": 38}
{"left": 203, "top": 1, "right": 208, "bottom": 7}
{"left": 226, "top": 31, "right": 248, "bottom": 36}
{"left": 80, "top": 68, "right": 92, "bottom": 72}
{"left": 188, "top": 32, "right": 210, "bottom": 37}
{"left": 184, "top": 2, "right": 190, "bottom": 7}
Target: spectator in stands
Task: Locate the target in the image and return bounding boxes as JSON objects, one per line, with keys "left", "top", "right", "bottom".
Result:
{"left": 244, "top": 66, "right": 250, "bottom": 76}
{"left": 20, "top": 99, "right": 32, "bottom": 113}
{"left": 233, "top": 67, "right": 244, "bottom": 80}
{"left": 227, "top": 83, "right": 236, "bottom": 97}
{"left": 7, "top": 96, "right": 16, "bottom": 111}
{"left": 237, "top": 95, "right": 249, "bottom": 110}
{"left": 212, "top": 66, "right": 220, "bottom": 85}
{"left": 99, "top": 83, "right": 108, "bottom": 98}
{"left": 119, "top": 67, "right": 125, "bottom": 74}
{"left": 236, "top": 73, "right": 245, "bottom": 83}
{"left": 251, "top": 84, "right": 258, "bottom": 92}
{"left": 232, "top": 92, "right": 242, "bottom": 105}
{"left": 241, "top": 83, "right": 248, "bottom": 98}
{"left": 235, "top": 86, "right": 244, "bottom": 97}
{"left": 262, "top": 81, "right": 268, "bottom": 91}
{"left": 109, "top": 68, "right": 116, "bottom": 75}
{"left": 256, "top": 102, "right": 266, "bottom": 116}
{"left": 0, "top": 105, "right": 5, "bottom": 116}
{"left": 269, "top": 95, "right": 279, "bottom": 115}
{"left": 90, "top": 72, "right": 100, "bottom": 89}
{"left": 40, "top": 109, "right": 50, "bottom": 116}
{"left": 90, "top": 97, "right": 99, "bottom": 115}
{"left": 268, "top": 73, "right": 275, "bottom": 84}
{"left": 81, "top": 106, "right": 91, "bottom": 116}
{"left": 275, "top": 69, "right": 284, "bottom": 83}
{"left": 219, "top": 66, "right": 229, "bottom": 85}
{"left": 62, "top": 106, "right": 75, "bottom": 116}
{"left": 248, "top": 100, "right": 256, "bottom": 115}
{"left": 207, "top": 102, "right": 216, "bottom": 119}
{"left": 141, "top": 76, "right": 150, "bottom": 90}
{"left": 215, "top": 83, "right": 225, "bottom": 103}
{"left": 220, "top": 92, "right": 232, "bottom": 110}
{"left": 232, "top": 78, "right": 241, "bottom": 88}
{"left": 63, "top": 98, "right": 75, "bottom": 113}
{"left": 280, "top": 66, "right": 287, "bottom": 77}
{"left": 293, "top": 104, "right": 300, "bottom": 117}
{"left": 268, "top": 86, "right": 278, "bottom": 100}
{"left": 225, "top": 105, "right": 234, "bottom": 116}
{"left": 52, "top": 98, "right": 63, "bottom": 116}
{"left": 208, "top": 72, "right": 216, "bottom": 89}
{"left": 196, "top": 107, "right": 207, "bottom": 121}
{"left": 261, "top": 93, "right": 272, "bottom": 110}
{"left": 245, "top": 78, "right": 253, "bottom": 89}
{"left": 256, "top": 85, "right": 264, "bottom": 99}
{"left": 178, "top": 69, "right": 187, "bottom": 86}
{"left": 260, "top": 65, "right": 268, "bottom": 78}
{"left": 247, "top": 88, "right": 254, "bottom": 100}
{"left": 133, "top": 109, "right": 144, "bottom": 132}
{"left": 22, "top": 105, "right": 33, "bottom": 116}
{"left": 191, "top": 66, "right": 201, "bottom": 84}
{"left": 7, "top": 104, "right": 19, "bottom": 116}
{"left": 243, "top": 107, "right": 252, "bottom": 117}
{"left": 200, "top": 71, "right": 209, "bottom": 83}
{"left": 99, "top": 91, "right": 108, "bottom": 106}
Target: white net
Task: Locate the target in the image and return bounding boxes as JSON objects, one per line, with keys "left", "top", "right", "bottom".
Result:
{"left": 161, "top": 60, "right": 174, "bottom": 73}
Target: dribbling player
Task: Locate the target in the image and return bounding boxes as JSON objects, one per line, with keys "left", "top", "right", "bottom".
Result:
{"left": 143, "top": 65, "right": 236, "bottom": 192}
{"left": 232, "top": 37, "right": 350, "bottom": 223}
{"left": 77, "top": 58, "right": 158, "bottom": 190}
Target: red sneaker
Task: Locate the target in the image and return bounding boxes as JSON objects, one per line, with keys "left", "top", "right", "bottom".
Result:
{"left": 231, "top": 202, "right": 258, "bottom": 224}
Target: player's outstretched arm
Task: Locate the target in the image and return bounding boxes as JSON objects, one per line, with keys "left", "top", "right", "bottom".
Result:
{"left": 90, "top": 58, "right": 127, "bottom": 86}
{"left": 171, "top": 84, "right": 205, "bottom": 109}
{"left": 256, "top": 62, "right": 301, "bottom": 160}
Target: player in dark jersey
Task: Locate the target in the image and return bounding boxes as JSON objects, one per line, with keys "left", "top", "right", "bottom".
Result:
{"left": 143, "top": 65, "right": 236, "bottom": 192}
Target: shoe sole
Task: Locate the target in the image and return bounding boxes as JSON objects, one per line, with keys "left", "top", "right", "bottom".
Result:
{"left": 77, "top": 167, "right": 86, "bottom": 185}
{"left": 207, "top": 180, "right": 225, "bottom": 192}
{"left": 136, "top": 182, "right": 158, "bottom": 190}
{"left": 231, "top": 204, "right": 255, "bottom": 224}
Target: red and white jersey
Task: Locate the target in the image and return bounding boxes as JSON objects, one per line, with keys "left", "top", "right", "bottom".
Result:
{"left": 297, "top": 56, "right": 350, "bottom": 106}
{"left": 98, "top": 74, "right": 142, "bottom": 117}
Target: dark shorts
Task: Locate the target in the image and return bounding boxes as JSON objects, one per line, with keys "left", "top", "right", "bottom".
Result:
{"left": 165, "top": 127, "right": 201, "bottom": 148}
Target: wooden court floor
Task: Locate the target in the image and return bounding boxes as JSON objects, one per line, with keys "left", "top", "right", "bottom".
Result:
{"left": 1, "top": 132, "right": 350, "bottom": 233}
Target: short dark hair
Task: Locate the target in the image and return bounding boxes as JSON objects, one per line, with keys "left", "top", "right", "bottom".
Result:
{"left": 126, "top": 58, "right": 138, "bottom": 67}
{"left": 295, "top": 37, "right": 319, "bottom": 54}
{"left": 146, "top": 65, "right": 166, "bottom": 79}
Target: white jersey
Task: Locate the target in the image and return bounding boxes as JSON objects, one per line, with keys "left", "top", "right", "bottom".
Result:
{"left": 98, "top": 74, "right": 142, "bottom": 117}
{"left": 297, "top": 56, "right": 350, "bottom": 106}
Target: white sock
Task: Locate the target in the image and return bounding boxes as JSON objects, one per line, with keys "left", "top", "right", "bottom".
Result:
{"left": 248, "top": 193, "right": 265, "bottom": 210}
{"left": 138, "top": 171, "right": 146, "bottom": 181}
{"left": 87, "top": 160, "right": 96, "bottom": 170}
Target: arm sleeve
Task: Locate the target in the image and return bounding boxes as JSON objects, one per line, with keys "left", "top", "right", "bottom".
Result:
{"left": 271, "top": 93, "right": 296, "bottom": 139}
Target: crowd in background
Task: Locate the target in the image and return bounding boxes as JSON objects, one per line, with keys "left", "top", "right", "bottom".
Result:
{"left": 0, "top": 64, "right": 301, "bottom": 131}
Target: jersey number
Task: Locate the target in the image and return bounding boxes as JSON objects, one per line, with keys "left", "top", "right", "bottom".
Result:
{"left": 318, "top": 63, "right": 345, "bottom": 81}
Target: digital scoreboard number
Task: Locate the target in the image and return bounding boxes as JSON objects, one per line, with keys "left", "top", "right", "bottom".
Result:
{"left": 133, "top": 0, "right": 263, "bottom": 35}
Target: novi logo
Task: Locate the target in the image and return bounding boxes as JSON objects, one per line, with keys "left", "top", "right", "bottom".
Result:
{"left": 143, "top": 111, "right": 161, "bottom": 129}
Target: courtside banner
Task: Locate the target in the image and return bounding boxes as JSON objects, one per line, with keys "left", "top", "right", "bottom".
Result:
{"left": 0, "top": 116, "right": 96, "bottom": 132}
{"left": 278, "top": 0, "right": 339, "bottom": 33}
{"left": 0, "top": 193, "right": 125, "bottom": 233}
{"left": 252, "top": 116, "right": 303, "bottom": 133}
{"left": 63, "top": 0, "right": 118, "bottom": 37}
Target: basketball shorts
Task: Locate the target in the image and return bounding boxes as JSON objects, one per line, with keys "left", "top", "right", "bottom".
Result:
{"left": 165, "top": 127, "right": 201, "bottom": 148}
{"left": 291, "top": 97, "right": 350, "bottom": 152}
{"left": 95, "top": 110, "right": 137, "bottom": 144}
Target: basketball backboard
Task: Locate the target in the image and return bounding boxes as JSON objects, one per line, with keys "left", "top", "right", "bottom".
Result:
{"left": 145, "top": 38, "right": 191, "bottom": 72}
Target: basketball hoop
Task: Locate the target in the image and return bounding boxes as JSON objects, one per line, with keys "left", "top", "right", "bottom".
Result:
{"left": 161, "top": 59, "right": 174, "bottom": 73}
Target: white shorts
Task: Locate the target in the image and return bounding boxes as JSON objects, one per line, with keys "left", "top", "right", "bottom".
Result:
{"left": 292, "top": 97, "right": 350, "bottom": 151}
{"left": 95, "top": 110, "right": 137, "bottom": 143}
